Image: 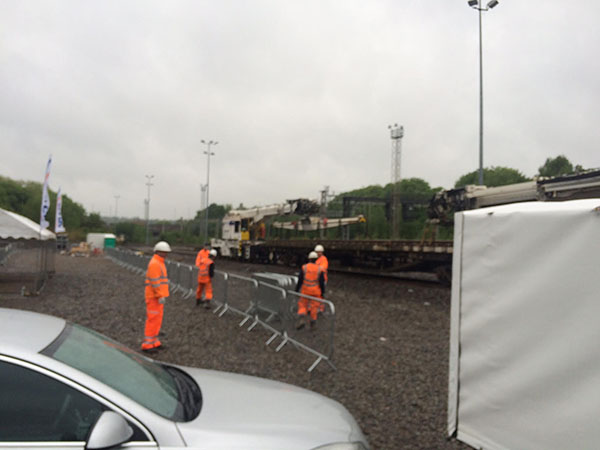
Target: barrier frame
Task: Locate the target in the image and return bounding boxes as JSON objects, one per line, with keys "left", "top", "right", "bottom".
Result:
{"left": 282, "top": 290, "right": 337, "bottom": 372}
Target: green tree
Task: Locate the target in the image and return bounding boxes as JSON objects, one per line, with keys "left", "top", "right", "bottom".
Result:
{"left": 115, "top": 222, "right": 146, "bottom": 243}
{"left": 454, "top": 167, "right": 530, "bottom": 188}
{"left": 0, "top": 176, "right": 88, "bottom": 231}
{"left": 537, "top": 155, "right": 576, "bottom": 177}
{"left": 81, "top": 213, "right": 106, "bottom": 232}
{"left": 328, "top": 178, "right": 434, "bottom": 239}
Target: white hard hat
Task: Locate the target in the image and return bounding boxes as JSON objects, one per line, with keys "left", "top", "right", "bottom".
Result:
{"left": 308, "top": 251, "right": 318, "bottom": 260}
{"left": 314, "top": 244, "right": 325, "bottom": 252}
{"left": 153, "top": 241, "right": 172, "bottom": 253}
{"left": 209, "top": 249, "right": 217, "bottom": 257}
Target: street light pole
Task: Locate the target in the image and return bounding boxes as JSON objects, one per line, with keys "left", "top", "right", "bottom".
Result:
{"left": 468, "top": 0, "right": 499, "bottom": 186}
{"left": 201, "top": 140, "right": 218, "bottom": 240}
{"left": 145, "top": 175, "right": 154, "bottom": 245}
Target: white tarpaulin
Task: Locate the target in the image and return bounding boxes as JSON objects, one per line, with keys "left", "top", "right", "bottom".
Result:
{"left": 0, "top": 208, "right": 56, "bottom": 240}
{"left": 448, "top": 199, "right": 600, "bottom": 450}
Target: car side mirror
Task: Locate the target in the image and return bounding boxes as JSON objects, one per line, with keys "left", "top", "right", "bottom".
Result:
{"left": 86, "top": 411, "right": 134, "bottom": 449}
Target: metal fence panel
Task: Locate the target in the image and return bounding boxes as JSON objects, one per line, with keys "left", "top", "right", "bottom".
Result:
{"left": 284, "top": 290, "right": 336, "bottom": 372}
{"left": 246, "top": 282, "right": 290, "bottom": 344}
{"left": 181, "top": 264, "right": 197, "bottom": 299}
{"left": 222, "top": 273, "right": 258, "bottom": 325}
{"left": 253, "top": 272, "right": 298, "bottom": 289}
{"left": 0, "top": 240, "right": 55, "bottom": 296}
{"left": 211, "top": 270, "right": 228, "bottom": 312}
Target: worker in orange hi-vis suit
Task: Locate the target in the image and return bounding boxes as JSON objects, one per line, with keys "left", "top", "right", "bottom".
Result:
{"left": 195, "top": 242, "right": 211, "bottom": 267}
{"left": 314, "top": 244, "right": 329, "bottom": 313}
{"left": 196, "top": 249, "right": 217, "bottom": 309}
{"left": 142, "top": 241, "right": 171, "bottom": 352}
{"left": 314, "top": 244, "right": 329, "bottom": 283}
{"left": 295, "top": 251, "right": 326, "bottom": 330}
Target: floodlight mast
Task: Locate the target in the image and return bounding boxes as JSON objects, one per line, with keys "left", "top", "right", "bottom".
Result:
{"left": 388, "top": 124, "right": 404, "bottom": 239}
{"left": 144, "top": 175, "right": 154, "bottom": 245}
{"left": 468, "top": 0, "right": 499, "bottom": 186}
{"left": 201, "top": 139, "right": 218, "bottom": 240}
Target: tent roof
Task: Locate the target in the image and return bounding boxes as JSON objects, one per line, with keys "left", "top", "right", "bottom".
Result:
{"left": 0, "top": 208, "right": 56, "bottom": 240}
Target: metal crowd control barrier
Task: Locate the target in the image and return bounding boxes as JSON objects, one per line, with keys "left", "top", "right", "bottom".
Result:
{"left": 246, "top": 282, "right": 289, "bottom": 345}
{"left": 283, "top": 290, "right": 337, "bottom": 372}
{"left": 252, "top": 272, "right": 336, "bottom": 372}
{"left": 165, "top": 260, "right": 180, "bottom": 294}
{"left": 105, "top": 248, "right": 188, "bottom": 300}
{"left": 217, "top": 273, "right": 258, "bottom": 325}
{"left": 211, "top": 270, "right": 228, "bottom": 311}
{"left": 181, "top": 265, "right": 197, "bottom": 299}
{"left": 0, "top": 242, "right": 19, "bottom": 265}
{"left": 253, "top": 272, "right": 298, "bottom": 289}
{"left": 166, "top": 261, "right": 195, "bottom": 298}
{"left": 105, "top": 250, "right": 336, "bottom": 372}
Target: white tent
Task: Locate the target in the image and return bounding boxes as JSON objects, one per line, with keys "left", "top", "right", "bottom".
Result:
{"left": 0, "top": 208, "right": 56, "bottom": 240}
{"left": 448, "top": 199, "right": 600, "bottom": 450}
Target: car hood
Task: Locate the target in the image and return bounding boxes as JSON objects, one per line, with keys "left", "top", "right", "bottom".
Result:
{"left": 175, "top": 366, "right": 366, "bottom": 449}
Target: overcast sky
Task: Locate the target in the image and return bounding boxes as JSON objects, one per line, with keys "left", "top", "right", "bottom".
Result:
{"left": 2, "top": 1, "right": 599, "bottom": 220}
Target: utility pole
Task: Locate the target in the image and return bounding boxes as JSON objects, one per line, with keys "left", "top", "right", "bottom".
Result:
{"left": 201, "top": 140, "right": 217, "bottom": 240}
{"left": 388, "top": 124, "right": 404, "bottom": 239}
{"left": 145, "top": 175, "right": 154, "bottom": 245}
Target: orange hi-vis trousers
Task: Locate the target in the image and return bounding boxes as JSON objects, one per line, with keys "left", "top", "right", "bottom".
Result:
{"left": 298, "top": 286, "right": 322, "bottom": 321}
{"left": 196, "top": 281, "right": 213, "bottom": 301}
{"left": 142, "top": 297, "right": 164, "bottom": 350}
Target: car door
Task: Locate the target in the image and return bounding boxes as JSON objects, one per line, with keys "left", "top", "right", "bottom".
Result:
{"left": 0, "top": 358, "right": 157, "bottom": 450}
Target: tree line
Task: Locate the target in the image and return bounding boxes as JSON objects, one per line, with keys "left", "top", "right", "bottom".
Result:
{"left": 0, "top": 175, "right": 105, "bottom": 241}
{"left": 1, "top": 155, "right": 588, "bottom": 244}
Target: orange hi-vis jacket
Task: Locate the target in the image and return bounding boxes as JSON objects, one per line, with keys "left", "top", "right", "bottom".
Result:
{"left": 300, "top": 262, "right": 323, "bottom": 298}
{"left": 316, "top": 255, "right": 329, "bottom": 282}
{"left": 197, "top": 258, "right": 214, "bottom": 283}
{"left": 195, "top": 249, "right": 209, "bottom": 267}
{"left": 145, "top": 254, "right": 169, "bottom": 300}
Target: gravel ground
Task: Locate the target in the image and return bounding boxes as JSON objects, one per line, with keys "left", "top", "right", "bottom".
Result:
{"left": 1, "top": 253, "right": 470, "bottom": 450}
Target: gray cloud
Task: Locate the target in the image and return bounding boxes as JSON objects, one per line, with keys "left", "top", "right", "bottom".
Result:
{"left": 2, "top": 0, "right": 599, "bottom": 219}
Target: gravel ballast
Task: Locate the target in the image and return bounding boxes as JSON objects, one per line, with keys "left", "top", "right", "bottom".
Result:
{"left": 1, "top": 254, "right": 470, "bottom": 450}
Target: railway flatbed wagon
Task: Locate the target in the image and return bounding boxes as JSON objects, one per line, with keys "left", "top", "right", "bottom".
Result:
{"left": 236, "top": 238, "right": 454, "bottom": 282}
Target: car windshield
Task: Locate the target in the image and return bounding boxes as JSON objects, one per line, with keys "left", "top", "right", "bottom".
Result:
{"left": 41, "top": 323, "right": 201, "bottom": 421}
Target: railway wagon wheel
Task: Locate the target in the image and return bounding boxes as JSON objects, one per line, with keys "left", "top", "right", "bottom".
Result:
{"left": 434, "top": 264, "right": 452, "bottom": 285}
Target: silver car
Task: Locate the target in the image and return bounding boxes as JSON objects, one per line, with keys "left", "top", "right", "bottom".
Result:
{"left": 0, "top": 308, "right": 368, "bottom": 449}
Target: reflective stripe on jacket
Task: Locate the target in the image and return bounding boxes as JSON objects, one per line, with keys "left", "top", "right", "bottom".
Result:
{"left": 197, "top": 258, "right": 214, "bottom": 283}
{"left": 299, "top": 262, "right": 323, "bottom": 297}
{"left": 145, "top": 254, "right": 169, "bottom": 299}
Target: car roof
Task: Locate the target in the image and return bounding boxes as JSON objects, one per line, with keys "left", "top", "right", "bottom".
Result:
{"left": 0, "top": 308, "right": 66, "bottom": 355}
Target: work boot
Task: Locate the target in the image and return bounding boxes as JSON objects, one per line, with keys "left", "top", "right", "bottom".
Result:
{"left": 295, "top": 316, "right": 307, "bottom": 330}
{"left": 310, "top": 320, "right": 317, "bottom": 330}
{"left": 204, "top": 301, "right": 211, "bottom": 310}
{"left": 196, "top": 298, "right": 201, "bottom": 307}
{"left": 141, "top": 347, "right": 158, "bottom": 354}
